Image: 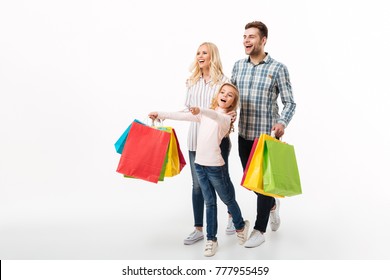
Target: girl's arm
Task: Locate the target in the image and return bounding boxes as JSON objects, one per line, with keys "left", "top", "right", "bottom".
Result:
{"left": 148, "top": 111, "right": 200, "bottom": 123}
{"left": 199, "top": 108, "right": 231, "bottom": 122}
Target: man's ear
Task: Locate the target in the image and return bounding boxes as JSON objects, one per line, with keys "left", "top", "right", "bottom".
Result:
{"left": 262, "top": 36, "right": 267, "bottom": 46}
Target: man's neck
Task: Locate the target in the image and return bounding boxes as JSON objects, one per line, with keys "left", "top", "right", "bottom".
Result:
{"left": 250, "top": 52, "right": 267, "bottom": 65}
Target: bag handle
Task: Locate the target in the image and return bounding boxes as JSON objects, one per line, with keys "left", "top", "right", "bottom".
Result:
{"left": 271, "top": 130, "right": 282, "bottom": 141}
{"left": 152, "top": 118, "right": 164, "bottom": 127}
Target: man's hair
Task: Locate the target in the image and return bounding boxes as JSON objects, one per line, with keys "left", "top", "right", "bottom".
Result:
{"left": 245, "top": 21, "right": 268, "bottom": 38}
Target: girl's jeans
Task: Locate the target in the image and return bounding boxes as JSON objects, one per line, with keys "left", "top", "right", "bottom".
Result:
{"left": 188, "top": 137, "right": 231, "bottom": 227}
{"left": 194, "top": 162, "right": 245, "bottom": 241}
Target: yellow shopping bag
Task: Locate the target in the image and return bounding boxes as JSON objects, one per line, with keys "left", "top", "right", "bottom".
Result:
{"left": 153, "top": 126, "right": 186, "bottom": 178}
{"left": 163, "top": 127, "right": 180, "bottom": 177}
{"left": 241, "top": 134, "right": 284, "bottom": 198}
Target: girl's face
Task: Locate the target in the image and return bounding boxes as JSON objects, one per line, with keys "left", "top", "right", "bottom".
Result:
{"left": 196, "top": 44, "right": 211, "bottom": 71}
{"left": 217, "top": 85, "right": 236, "bottom": 110}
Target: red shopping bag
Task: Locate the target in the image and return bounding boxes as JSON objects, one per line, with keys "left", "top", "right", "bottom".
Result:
{"left": 116, "top": 121, "right": 171, "bottom": 183}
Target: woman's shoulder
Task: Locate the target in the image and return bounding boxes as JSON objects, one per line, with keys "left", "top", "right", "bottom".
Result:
{"left": 220, "top": 75, "right": 230, "bottom": 83}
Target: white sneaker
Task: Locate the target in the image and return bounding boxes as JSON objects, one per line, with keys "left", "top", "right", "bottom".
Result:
{"left": 225, "top": 216, "right": 236, "bottom": 235}
{"left": 236, "top": 220, "right": 250, "bottom": 245}
{"left": 184, "top": 229, "right": 204, "bottom": 245}
{"left": 244, "top": 229, "right": 265, "bottom": 248}
{"left": 270, "top": 198, "right": 281, "bottom": 231}
{"left": 204, "top": 240, "right": 218, "bottom": 257}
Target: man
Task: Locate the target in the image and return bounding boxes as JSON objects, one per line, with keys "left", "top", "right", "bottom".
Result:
{"left": 231, "top": 21, "right": 296, "bottom": 248}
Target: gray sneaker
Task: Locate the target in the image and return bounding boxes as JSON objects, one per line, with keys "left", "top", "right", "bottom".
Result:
{"left": 225, "top": 217, "right": 236, "bottom": 235}
{"left": 270, "top": 198, "right": 281, "bottom": 231}
{"left": 184, "top": 229, "right": 204, "bottom": 245}
{"left": 244, "top": 229, "right": 265, "bottom": 248}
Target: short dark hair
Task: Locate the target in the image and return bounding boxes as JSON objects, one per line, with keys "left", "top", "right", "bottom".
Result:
{"left": 245, "top": 21, "right": 268, "bottom": 38}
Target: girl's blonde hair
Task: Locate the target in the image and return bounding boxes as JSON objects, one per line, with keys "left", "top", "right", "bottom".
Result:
{"left": 210, "top": 82, "right": 240, "bottom": 135}
{"left": 187, "top": 42, "right": 224, "bottom": 87}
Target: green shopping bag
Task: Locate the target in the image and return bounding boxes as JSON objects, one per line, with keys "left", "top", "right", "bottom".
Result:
{"left": 262, "top": 140, "right": 302, "bottom": 197}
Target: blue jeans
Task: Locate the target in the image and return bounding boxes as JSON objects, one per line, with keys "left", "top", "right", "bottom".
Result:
{"left": 194, "top": 163, "right": 245, "bottom": 241}
{"left": 188, "top": 137, "right": 231, "bottom": 227}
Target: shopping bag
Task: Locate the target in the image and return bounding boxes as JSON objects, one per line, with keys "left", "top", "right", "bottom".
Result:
{"left": 124, "top": 150, "right": 168, "bottom": 181}
{"left": 241, "top": 134, "right": 284, "bottom": 198}
{"left": 116, "top": 121, "right": 171, "bottom": 183}
{"left": 172, "top": 128, "right": 186, "bottom": 172}
{"left": 162, "top": 127, "right": 186, "bottom": 177}
{"left": 241, "top": 137, "right": 259, "bottom": 185}
{"left": 262, "top": 140, "right": 302, "bottom": 197}
{"left": 114, "top": 119, "right": 144, "bottom": 154}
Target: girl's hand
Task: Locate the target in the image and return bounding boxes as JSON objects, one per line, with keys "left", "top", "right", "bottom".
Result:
{"left": 148, "top": 112, "right": 158, "bottom": 120}
{"left": 227, "top": 110, "right": 237, "bottom": 123}
{"left": 189, "top": 107, "right": 200, "bottom": 115}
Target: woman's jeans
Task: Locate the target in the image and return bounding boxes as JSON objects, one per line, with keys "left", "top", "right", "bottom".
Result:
{"left": 188, "top": 137, "right": 231, "bottom": 228}
{"left": 194, "top": 163, "right": 245, "bottom": 241}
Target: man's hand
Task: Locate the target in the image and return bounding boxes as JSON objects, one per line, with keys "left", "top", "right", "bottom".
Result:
{"left": 271, "top": 123, "right": 285, "bottom": 139}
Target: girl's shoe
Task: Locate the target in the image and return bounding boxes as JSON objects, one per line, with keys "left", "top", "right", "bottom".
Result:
{"left": 204, "top": 240, "right": 218, "bottom": 257}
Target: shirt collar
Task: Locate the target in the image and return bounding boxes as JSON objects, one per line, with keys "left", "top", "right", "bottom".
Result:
{"left": 246, "top": 52, "right": 270, "bottom": 65}
{"left": 201, "top": 75, "right": 211, "bottom": 84}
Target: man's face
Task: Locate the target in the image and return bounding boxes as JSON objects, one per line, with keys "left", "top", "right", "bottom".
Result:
{"left": 243, "top": 27, "right": 265, "bottom": 56}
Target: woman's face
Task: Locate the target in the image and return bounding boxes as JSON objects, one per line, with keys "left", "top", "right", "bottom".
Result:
{"left": 196, "top": 44, "right": 211, "bottom": 71}
{"left": 217, "top": 85, "right": 236, "bottom": 110}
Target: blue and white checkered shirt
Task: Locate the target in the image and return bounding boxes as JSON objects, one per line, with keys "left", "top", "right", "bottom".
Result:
{"left": 231, "top": 53, "right": 296, "bottom": 140}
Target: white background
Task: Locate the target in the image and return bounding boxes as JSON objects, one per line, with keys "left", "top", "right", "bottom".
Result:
{"left": 1, "top": 0, "right": 390, "bottom": 267}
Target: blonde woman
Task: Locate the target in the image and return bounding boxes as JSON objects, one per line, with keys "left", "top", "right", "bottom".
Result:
{"left": 183, "top": 42, "right": 236, "bottom": 245}
{"left": 149, "top": 83, "right": 249, "bottom": 257}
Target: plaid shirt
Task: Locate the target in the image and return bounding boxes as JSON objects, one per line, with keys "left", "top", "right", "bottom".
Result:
{"left": 231, "top": 53, "right": 296, "bottom": 140}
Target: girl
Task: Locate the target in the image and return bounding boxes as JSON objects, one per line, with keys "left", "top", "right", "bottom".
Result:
{"left": 149, "top": 83, "right": 249, "bottom": 257}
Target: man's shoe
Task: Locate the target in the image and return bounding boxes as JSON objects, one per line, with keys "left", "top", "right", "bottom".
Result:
{"left": 225, "top": 216, "right": 236, "bottom": 235}
{"left": 184, "top": 229, "right": 204, "bottom": 245}
{"left": 236, "top": 220, "right": 250, "bottom": 245}
{"left": 270, "top": 198, "right": 281, "bottom": 231}
{"left": 244, "top": 229, "right": 265, "bottom": 248}
{"left": 204, "top": 240, "right": 218, "bottom": 257}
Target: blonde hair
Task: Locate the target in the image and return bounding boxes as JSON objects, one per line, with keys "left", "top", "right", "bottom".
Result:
{"left": 210, "top": 82, "right": 240, "bottom": 135}
{"left": 187, "top": 42, "right": 224, "bottom": 87}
